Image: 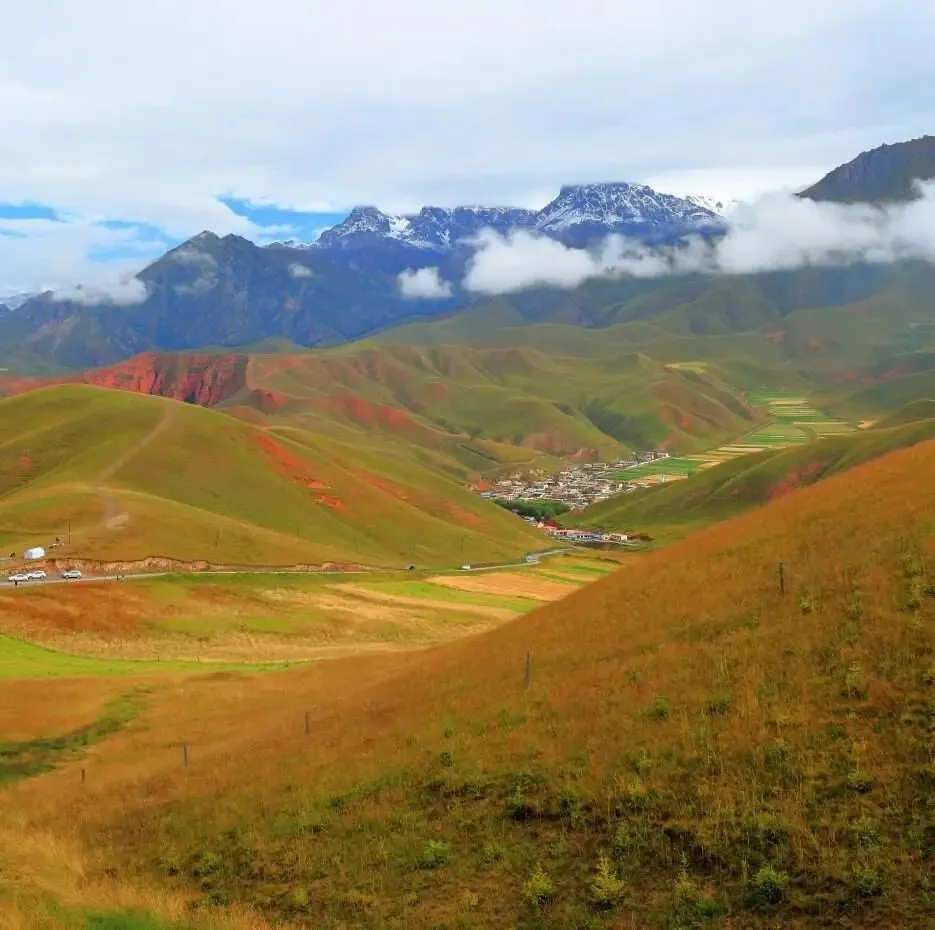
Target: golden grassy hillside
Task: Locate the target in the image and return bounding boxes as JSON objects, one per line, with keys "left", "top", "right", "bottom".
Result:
{"left": 4, "top": 436, "right": 935, "bottom": 926}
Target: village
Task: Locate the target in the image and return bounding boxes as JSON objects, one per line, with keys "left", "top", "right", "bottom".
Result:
{"left": 476, "top": 450, "right": 670, "bottom": 544}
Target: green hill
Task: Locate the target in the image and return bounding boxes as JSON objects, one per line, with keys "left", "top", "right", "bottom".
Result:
{"left": 0, "top": 385, "right": 546, "bottom": 567}
{"left": 572, "top": 414, "right": 935, "bottom": 538}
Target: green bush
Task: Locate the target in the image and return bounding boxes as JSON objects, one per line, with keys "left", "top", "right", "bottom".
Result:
{"left": 419, "top": 839, "right": 451, "bottom": 869}
{"left": 482, "top": 841, "right": 505, "bottom": 864}
{"left": 651, "top": 696, "right": 669, "bottom": 720}
{"left": 749, "top": 865, "right": 789, "bottom": 910}
{"left": 439, "top": 750, "right": 453, "bottom": 768}
{"left": 588, "top": 855, "right": 626, "bottom": 910}
{"left": 524, "top": 863, "right": 554, "bottom": 909}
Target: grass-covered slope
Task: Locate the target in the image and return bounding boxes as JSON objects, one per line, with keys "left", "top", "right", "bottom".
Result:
{"left": 0, "top": 385, "right": 545, "bottom": 566}
{"left": 573, "top": 413, "right": 935, "bottom": 538}
{"left": 12, "top": 437, "right": 935, "bottom": 927}
{"left": 234, "top": 345, "right": 765, "bottom": 460}
{"left": 2, "top": 344, "right": 767, "bottom": 465}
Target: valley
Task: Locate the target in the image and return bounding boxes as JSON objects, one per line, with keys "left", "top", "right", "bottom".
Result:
{"left": 3, "top": 133, "right": 935, "bottom": 930}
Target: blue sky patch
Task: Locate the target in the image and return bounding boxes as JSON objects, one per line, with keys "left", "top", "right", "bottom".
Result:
{"left": 221, "top": 196, "right": 347, "bottom": 241}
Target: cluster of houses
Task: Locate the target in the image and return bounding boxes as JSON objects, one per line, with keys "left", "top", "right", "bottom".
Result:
{"left": 481, "top": 451, "right": 669, "bottom": 511}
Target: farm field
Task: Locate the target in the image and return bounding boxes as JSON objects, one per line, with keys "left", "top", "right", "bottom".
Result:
{"left": 614, "top": 392, "right": 855, "bottom": 486}
{"left": 0, "top": 555, "right": 618, "bottom": 667}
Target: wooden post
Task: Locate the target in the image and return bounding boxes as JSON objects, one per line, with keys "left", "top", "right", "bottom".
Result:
{"left": 81, "top": 767, "right": 86, "bottom": 785}
{"left": 779, "top": 561, "right": 786, "bottom": 596}
{"left": 182, "top": 742, "right": 189, "bottom": 767}
{"left": 525, "top": 650, "right": 533, "bottom": 687}
{"left": 304, "top": 710, "right": 310, "bottom": 735}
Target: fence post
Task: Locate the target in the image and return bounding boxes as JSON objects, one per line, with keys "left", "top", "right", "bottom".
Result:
{"left": 81, "top": 767, "right": 86, "bottom": 785}
{"left": 525, "top": 650, "right": 533, "bottom": 687}
{"left": 182, "top": 742, "right": 189, "bottom": 767}
{"left": 304, "top": 710, "right": 310, "bottom": 735}
{"left": 779, "top": 561, "right": 786, "bottom": 596}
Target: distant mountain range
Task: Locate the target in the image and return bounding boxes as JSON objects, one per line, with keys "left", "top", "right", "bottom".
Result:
{"left": 0, "top": 137, "right": 932, "bottom": 372}
{"left": 275, "top": 183, "right": 724, "bottom": 275}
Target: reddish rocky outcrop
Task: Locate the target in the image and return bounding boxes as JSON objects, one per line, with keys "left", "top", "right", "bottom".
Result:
{"left": 76, "top": 352, "right": 249, "bottom": 405}
{"left": 0, "top": 352, "right": 250, "bottom": 407}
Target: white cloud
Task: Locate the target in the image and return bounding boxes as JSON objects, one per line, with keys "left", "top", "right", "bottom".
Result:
{"left": 288, "top": 262, "right": 313, "bottom": 278}
{"left": 0, "top": 0, "right": 932, "bottom": 291}
{"left": 463, "top": 182, "right": 935, "bottom": 294}
{"left": 398, "top": 267, "right": 454, "bottom": 298}
{"left": 52, "top": 275, "right": 148, "bottom": 305}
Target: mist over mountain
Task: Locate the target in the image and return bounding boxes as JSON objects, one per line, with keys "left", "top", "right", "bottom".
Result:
{"left": 1, "top": 137, "right": 934, "bottom": 373}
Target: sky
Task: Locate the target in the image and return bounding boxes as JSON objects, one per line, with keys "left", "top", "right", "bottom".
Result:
{"left": 0, "top": 0, "right": 933, "bottom": 296}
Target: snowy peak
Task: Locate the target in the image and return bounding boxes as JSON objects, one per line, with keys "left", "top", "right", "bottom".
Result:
{"left": 313, "top": 182, "right": 723, "bottom": 263}
{"left": 535, "top": 182, "right": 722, "bottom": 235}
{"left": 317, "top": 204, "right": 538, "bottom": 252}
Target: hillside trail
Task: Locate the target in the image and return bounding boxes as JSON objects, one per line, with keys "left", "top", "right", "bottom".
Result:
{"left": 96, "top": 405, "right": 176, "bottom": 530}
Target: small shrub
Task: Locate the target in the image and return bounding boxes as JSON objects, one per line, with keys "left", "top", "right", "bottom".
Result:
{"left": 751, "top": 813, "right": 789, "bottom": 848}
{"left": 443, "top": 726, "right": 455, "bottom": 739}
{"left": 589, "top": 854, "right": 626, "bottom": 910}
{"left": 799, "top": 594, "right": 817, "bottom": 615}
{"left": 855, "top": 868, "right": 883, "bottom": 898}
{"left": 902, "top": 581, "right": 925, "bottom": 612}
{"left": 482, "top": 841, "right": 505, "bottom": 864}
{"left": 923, "top": 666, "right": 935, "bottom": 686}
{"left": 419, "top": 839, "right": 451, "bottom": 869}
{"left": 764, "top": 738, "right": 790, "bottom": 771}
{"left": 705, "top": 694, "right": 731, "bottom": 717}
{"left": 842, "top": 662, "right": 867, "bottom": 699}
{"left": 190, "top": 851, "right": 224, "bottom": 879}
{"left": 611, "top": 823, "right": 639, "bottom": 860}
{"left": 633, "top": 750, "right": 653, "bottom": 774}
{"left": 559, "top": 784, "right": 583, "bottom": 815}
{"left": 439, "top": 750, "right": 454, "bottom": 768}
{"left": 847, "top": 769, "right": 873, "bottom": 793}
{"left": 846, "top": 591, "right": 864, "bottom": 620}
{"left": 853, "top": 817, "right": 879, "bottom": 848}
{"left": 524, "top": 864, "right": 554, "bottom": 909}
{"left": 749, "top": 865, "right": 789, "bottom": 910}
{"left": 651, "top": 696, "right": 669, "bottom": 720}
{"left": 615, "top": 776, "right": 653, "bottom": 813}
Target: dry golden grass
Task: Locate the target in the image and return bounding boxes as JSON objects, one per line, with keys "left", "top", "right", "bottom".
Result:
{"left": 6, "top": 443, "right": 935, "bottom": 925}
{"left": 428, "top": 570, "right": 572, "bottom": 600}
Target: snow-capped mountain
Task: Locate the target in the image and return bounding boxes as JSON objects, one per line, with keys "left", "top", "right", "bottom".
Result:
{"left": 300, "top": 182, "right": 724, "bottom": 273}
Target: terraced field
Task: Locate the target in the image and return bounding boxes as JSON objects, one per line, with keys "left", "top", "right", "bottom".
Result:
{"left": 614, "top": 392, "right": 855, "bottom": 485}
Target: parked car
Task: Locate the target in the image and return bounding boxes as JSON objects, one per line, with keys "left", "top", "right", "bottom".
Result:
{"left": 27, "top": 570, "right": 47, "bottom": 580}
{"left": 61, "top": 569, "right": 82, "bottom": 580}
{"left": 8, "top": 573, "right": 29, "bottom": 583}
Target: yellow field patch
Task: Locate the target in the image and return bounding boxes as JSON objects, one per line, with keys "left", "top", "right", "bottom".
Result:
{"left": 428, "top": 571, "right": 578, "bottom": 600}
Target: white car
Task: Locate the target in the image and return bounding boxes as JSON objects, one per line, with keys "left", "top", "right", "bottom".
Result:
{"left": 8, "top": 573, "right": 28, "bottom": 583}
{"left": 61, "top": 569, "right": 82, "bottom": 580}
{"left": 27, "top": 570, "right": 47, "bottom": 580}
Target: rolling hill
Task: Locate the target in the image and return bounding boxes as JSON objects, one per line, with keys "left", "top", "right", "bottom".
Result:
{"left": 0, "top": 344, "right": 766, "bottom": 470}
{"left": 0, "top": 385, "right": 547, "bottom": 567}
{"left": 572, "top": 408, "right": 935, "bottom": 538}
{"left": 7, "top": 433, "right": 935, "bottom": 926}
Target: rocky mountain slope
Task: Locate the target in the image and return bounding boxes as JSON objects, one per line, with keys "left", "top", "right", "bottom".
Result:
{"left": 800, "top": 134, "right": 935, "bottom": 203}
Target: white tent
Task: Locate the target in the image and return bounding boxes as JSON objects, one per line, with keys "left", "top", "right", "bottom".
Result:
{"left": 23, "top": 546, "right": 45, "bottom": 561}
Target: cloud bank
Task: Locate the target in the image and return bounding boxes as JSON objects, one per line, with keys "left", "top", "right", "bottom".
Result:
{"left": 0, "top": 0, "right": 933, "bottom": 293}
{"left": 289, "top": 262, "right": 313, "bottom": 278}
{"left": 463, "top": 183, "right": 935, "bottom": 294}
{"left": 398, "top": 267, "right": 454, "bottom": 298}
